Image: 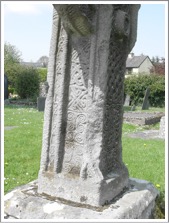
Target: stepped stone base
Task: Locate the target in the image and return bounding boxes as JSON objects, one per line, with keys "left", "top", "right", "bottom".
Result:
{"left": 4, "top": 178, "right": 158, "bottom": 220}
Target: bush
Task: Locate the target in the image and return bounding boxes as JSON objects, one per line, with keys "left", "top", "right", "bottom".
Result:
{"left": 37, "top": 68, "right": 47, "bottom": 82}
{"left": 124, "top": 74, "right": 165, "bottom": 107}
{"left": 5, "top": 63, "right": 23, "bottom": 89}
{"left": 149, "top": 77, "right": 165, "bottom": 107}
{"left": 15, "top": 66, "right": 40, "bottom": 99}
{"left": 8, "top": 86, "right": 15, "bottom": 95}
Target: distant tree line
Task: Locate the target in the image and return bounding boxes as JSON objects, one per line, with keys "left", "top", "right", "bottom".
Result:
{"left": 4, "top": 42, "right": 48, "bottom": 100}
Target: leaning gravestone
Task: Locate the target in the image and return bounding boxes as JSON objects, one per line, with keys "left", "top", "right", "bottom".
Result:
{"left": 4, "top": 4, "right": 159, "bottom": 219}
{"left": 142, "top": 87, "right": 150, "bottom": 110}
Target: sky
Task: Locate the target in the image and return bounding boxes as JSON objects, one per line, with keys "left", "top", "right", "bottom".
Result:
{"left": 2, "top": 1, "right": 167, "bottom": 62}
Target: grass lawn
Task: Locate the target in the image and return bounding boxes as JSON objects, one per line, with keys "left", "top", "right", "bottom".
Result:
{"left": 4, "top": 105, "right": 165, "bottom": 194}
{"left": 4, "top": 105, "right": 44, "bottom": 193}
{"left": 122, "top": 126, "right": 165, "bottom": 191}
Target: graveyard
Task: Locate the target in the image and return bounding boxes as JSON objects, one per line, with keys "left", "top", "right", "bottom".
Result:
{"left": 4, "top": 104, "right": 165, "bottom": 218}
{"left": 4, "top": 4, "right": 165, "bottom": 220}
{"left": 4, "top": 105, "right": 165, "bottom": 194}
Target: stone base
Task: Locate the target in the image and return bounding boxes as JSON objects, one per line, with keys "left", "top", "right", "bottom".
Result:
{"left": 4, "top": 178, "right": 158, "bottom": 219}
{"left": 38, "top": 169, "right": 129, "bottom": 207}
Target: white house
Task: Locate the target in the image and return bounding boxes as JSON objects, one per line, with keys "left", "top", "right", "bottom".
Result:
{"left": 125, "top": 53, "right": 154, "bottom": 76}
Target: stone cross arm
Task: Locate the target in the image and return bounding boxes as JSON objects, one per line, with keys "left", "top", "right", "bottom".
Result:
{"left": 53, "top": 4, "right": 140, "bottom": 51}
{"left": 53, "top": 4, "right": 94, "bottom": 36}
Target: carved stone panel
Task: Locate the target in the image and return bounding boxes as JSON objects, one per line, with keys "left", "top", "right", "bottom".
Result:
{"left": 38, "top": 4, "right": 140, "bottom": 207}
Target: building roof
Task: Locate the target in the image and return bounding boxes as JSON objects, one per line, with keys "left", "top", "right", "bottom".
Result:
{"left": 20, "top": 62, "right": 43, "bottom": 68}
{"left": 126, "top": 55, "right": 148, "bottom": 68}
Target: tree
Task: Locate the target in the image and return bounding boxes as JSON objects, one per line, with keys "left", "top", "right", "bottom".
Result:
{"left": 4, "top": 42, "right": 23, "bottom": 88}
{"left": 37, "top": 56, "right": 49, "bottom": 68}
{"left": 155, "top": 56, "right": 160, "bottom": 63}
{"left": 150, "top": 56, "right": 165, "bottom": 76}
{"left": 151, "top": 56, "right": 155, "bottom": 64}
{"left": 160, "top": 57, "right": 165, "bottom": 63}
{"left": 4, "top": 42, "right": 22, "bottom": 66}
{"left": 37, "top": 68, "right": 48, "bottom": 82}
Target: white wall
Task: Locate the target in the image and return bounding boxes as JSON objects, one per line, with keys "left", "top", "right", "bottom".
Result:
{"left": 125, "top": 68, "right": 138, "bottom": 77}
{"left": 132, "top": 68, "right": 139, "bottom": 73}
{"left": 138, "top": 57, "right": 153, "bottom": 73}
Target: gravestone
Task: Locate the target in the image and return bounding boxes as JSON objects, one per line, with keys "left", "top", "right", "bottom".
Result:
{"left": 142, "top": 87, "right": 150, "bottom": 110}
{"left": 38, "top": 4, "right": 140, "bottom": 207}
{"left": 4, "top": 74, "right": 8, "bottom": 100}
{"left": 37, "top": 97, "right": 46, "bottom": 112}
{"left": 124, "top": 94, "right": 130, "bottom": 106}
{"left": 131, "top": 105, "right": 136, "bottom": 111}
{"left": 37, "top": 81, "right": 49, "bottom": 111}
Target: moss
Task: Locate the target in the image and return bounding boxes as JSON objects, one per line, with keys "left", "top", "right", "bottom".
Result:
{"left": 153, "top": 204, "right": 165, "bottom": 219}
{"left": 152, "top": 191, "right": 165, "bottom": 219}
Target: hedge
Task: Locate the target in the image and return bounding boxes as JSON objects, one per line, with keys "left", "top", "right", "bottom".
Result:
{"left": 124, "top": 74, "right": 165, "bottom": 107}
{"left": 15, "top": 66, "right": 40, "bottom": 99}
{"left": 37, "top": 68, "right": 47, "bottom": 82}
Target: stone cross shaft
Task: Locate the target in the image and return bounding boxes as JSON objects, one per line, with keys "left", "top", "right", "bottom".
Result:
{"left": 38, "top": 4, "right": 140, "bottom": 207}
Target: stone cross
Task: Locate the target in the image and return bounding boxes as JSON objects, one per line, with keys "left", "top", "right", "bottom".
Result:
{"left": 38, "top": 4, "right": 140, "bottom": 207}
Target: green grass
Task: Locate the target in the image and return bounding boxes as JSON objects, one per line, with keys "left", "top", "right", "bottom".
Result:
{"left": 123, "top": 122, "right": 160, "bottom": 133}
{"left": 4, "top": 105, "right": 44, "bottom": 193}
{"left": 122, "top": 122, "right": 165, "bottom": 191}
{"left": 122, "top": 136, "right": 165, "bottom": 191}
{"left": 4, "top": 105, "right": 165, "bottom": 195}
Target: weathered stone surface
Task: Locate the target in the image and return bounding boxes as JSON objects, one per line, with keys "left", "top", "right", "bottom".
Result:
{"left": 4, "top": 178, "right": 158, "bottom": 219}
{"left": 123, "top": 112, "right": 165, "bottom": 125}
{"left": 38, "top": 4, "right": 140, "bottom": 207}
